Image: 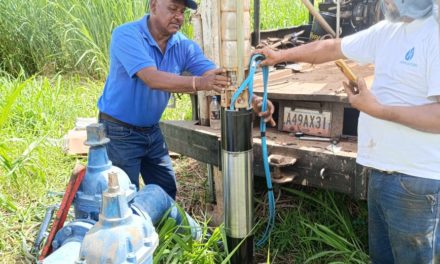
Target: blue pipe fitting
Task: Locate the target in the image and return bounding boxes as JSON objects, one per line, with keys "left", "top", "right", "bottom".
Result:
{"left": 77, "top": 172, "right": 158, "bottom": 264}
{"left": 131, "top": 184, "right": 202, "bottom": 240}
{"left": 74, "top": 123, "right": 136, "bottom": 221}
{"left": 41, "top": 221, "right": 94, "bottom": 264}
{"left": 51, "top": 220, "right": 95, "bottom": 251}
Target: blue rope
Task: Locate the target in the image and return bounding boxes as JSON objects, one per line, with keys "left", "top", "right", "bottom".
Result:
{"left": 229, "top": 54, "right": 275, "bottom": 247}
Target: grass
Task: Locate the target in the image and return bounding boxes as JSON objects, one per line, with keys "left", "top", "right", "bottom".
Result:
{"left": 0, "top": 74, "right": 198, "bottom": 263}
{"left": 0, "top": 0, "right": 191, "bottom": 79}
{"left": 0, "top": 72, "right": 98, "bottom": 262}
{"left": 257, "top": 0, "right": 311, "bottom": 30}
{"left": 0, "top": 0, "right": 308, "bottom": 78}
{"left": 0, "top": 0, "right": 369, "bottom": 263}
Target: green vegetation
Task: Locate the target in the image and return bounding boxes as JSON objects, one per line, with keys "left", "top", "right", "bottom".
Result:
{"left": 269, "top": 188, "right": 369, "bottom": 263}
{"left": 258, "top": 0, "right": 311, "bottom": 30}
{"left": 0, "top": 73, "right": 195, "bottom": 263}
{"left": 0, "top": 0, "right": 368, "bottom": 263}
{"left": 0, "top": 73, "right": 97, "bottom": 262}
{"left": 0, "top": 0, "right": 306, "bottom": 78}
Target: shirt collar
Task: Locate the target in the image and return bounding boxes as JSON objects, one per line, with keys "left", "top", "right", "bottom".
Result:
{"left": 402, "top": 15, "right": 433, "bottom": 35}
{"left": 140, "top": 14, "right": 179, "bottom": 52}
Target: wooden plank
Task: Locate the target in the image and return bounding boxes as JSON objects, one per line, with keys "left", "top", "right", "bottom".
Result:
{"left": 253, "top": 61, "right": 374, "bottom": 103}
{"left": 160, "top": 121, "right": 220, "bottom": 166}
{"left": 160, "top": 120, "right": 367, "bottom": 199}
{"left": 209, "top": 166, "right": 224, "bottom": 226}
{"left": 199, "top": 0, "right": 221, "bottom": 65}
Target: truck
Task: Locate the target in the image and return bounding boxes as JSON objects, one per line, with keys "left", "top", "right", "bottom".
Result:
{"left": 161, "top": 0, "right": 381, "bottom": 204}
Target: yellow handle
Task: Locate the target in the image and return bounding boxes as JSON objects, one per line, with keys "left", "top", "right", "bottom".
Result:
{"left": 335, "top": 59, "right": 357, "bottom": 83}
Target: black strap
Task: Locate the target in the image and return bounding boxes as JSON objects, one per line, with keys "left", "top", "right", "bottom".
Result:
{"left": 99, "top": 112, "right": 154, "bottom": 131}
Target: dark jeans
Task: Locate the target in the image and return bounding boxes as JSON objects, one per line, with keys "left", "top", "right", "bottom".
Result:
{"left": 100, "top": 119, "right": 177, "bottom": 199}
{"left": 368, "top": 169, "right": 440, "bottom": 264}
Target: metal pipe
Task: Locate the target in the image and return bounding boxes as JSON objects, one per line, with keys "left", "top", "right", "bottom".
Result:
{"left": 33, "top": 205, "right": 57, "bottom": 254}
{"left": 206, "top": 164, "right": 215, "bottom": 203}
{"left": 309, "top": 0, "right": 315, "bottom": 24}
{"left": 40, "top": 221, "right": 94, "bottom": 264}
{"left": 437, "top": 0, "right": 439, "bottom": 46}
{"left": 40, "top": 241, "right": 82, "bottom": 264}
{"left": 336, "top": 0, "right": 340, "bottom": 38}
{"left": 301, "top": 0, "right": 336, "bottom": 37}
{"left": 253, "top": 0, "right": 261, "bottom": 46}
{"left": 191, "top": 13, "right": 210, "bottom": 126}
{"left": 131, "top": 184, "right": 203, "bottom": 240}
{"left": 221, "top": 108, "right": 254, "bottom": 263}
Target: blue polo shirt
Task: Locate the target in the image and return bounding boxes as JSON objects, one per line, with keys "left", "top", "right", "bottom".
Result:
{"left": 98, "top": 14, "right": 215, "bottom": 126}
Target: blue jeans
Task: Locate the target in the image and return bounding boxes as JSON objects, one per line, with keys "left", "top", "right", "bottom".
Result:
{"left": 100, "top": 119, "right": 177, "bottom": 199}
{"left": 368, "top": 169, "right": 440, "bottom": 264}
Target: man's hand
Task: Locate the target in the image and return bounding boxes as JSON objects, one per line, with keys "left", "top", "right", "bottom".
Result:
{"left": 252, "top": 47, "right": 281, "bottom": 67}
{"left": 252, "top": 95, "right": 276, "bottom": 127}
{"left": 199, "top": 68, "right": 230, "bottom": 93}
{"left": 344, "top": 78, "right": 440, "bottom": 133}
{"left": 343, "top": 77, "right": 383, "bottom": 118}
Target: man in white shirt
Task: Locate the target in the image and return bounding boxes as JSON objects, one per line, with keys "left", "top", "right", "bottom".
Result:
{"left": 255, "top": 0, "right": 439, "bottom": 263}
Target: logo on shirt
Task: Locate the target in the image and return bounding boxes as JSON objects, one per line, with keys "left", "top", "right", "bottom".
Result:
{"left": 405, "top": 47, "right": 415, "bottom": 61}
{"left": 400, "top": 47, "right": 417, "bottom": 67}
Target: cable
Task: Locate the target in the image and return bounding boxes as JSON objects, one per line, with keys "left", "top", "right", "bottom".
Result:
{"left": 229, "top": 54, "right": 265, "bottom": 110}
{"left": 255, "top": 60, "right": 275, "bottom": 248}
{"left": 229, "top": 54, "right": 275, "bottom": 247}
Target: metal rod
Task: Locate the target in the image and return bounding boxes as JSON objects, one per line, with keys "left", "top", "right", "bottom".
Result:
{"left": 206, "top": 164, "right": 215, "bottom": 203}
{"left": 308, "top": 0, "right": 315, "bottom": 24}
{"left": 190, "top": 13, "right": 209, "bottom": 126}
{"left": 301, "top": 0, "right": 336, "bottom": 37}
{"left": 336, "top": 0, "right": 340, "bottom": 38}
{"left": 253, "top": 0, "right": 260, "bottom": 46}
{"left": 438, "top": 0, "right": 440, "bottom": 46}
{"left": 299, "top": 136, "right": 332, "bottom": 142}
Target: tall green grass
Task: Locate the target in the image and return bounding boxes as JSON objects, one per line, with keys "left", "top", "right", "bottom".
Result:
{"left": 258, "top": 0, "right": 311, "bottom": 30}
{"left": 0, "top": 0, "right": 149, "bottom": 77}
{"left": 0, "top": 73, "right": 99, "bottom": 262}
{"left": 252, "top": 185, "right": 368, "bottom": 263}
{"left": 0, "top": 74, "right": 194, "bottom": 263}
{"left": 0, "top": 0, "right": 307, "bottom": 78}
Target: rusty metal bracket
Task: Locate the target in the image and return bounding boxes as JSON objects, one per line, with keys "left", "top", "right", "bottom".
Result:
{"left": 268, "top": 154, "right": 297, "bottom": 184}
{"left": 39, "top": 163, "right": 86, "bottom": 260}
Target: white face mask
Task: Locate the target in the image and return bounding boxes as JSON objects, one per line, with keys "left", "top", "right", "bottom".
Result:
{"left": 381, "top": 0, "right": 433, "bottom": 22}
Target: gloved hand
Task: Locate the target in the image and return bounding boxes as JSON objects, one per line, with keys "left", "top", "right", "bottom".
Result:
{"left": 252, "top": 95, "right": 276, "bottom": 127}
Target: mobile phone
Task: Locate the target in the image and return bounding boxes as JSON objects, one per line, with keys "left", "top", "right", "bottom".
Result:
{"left": 335, "top": 59, "right": 358, "bottom": 93}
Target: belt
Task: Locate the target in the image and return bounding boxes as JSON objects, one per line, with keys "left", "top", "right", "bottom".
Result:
{"left": 98, "top": 112, "right": 155, "bottom": 131}
{"left": 372, "top": 168, "right": 396, "bottom": 175}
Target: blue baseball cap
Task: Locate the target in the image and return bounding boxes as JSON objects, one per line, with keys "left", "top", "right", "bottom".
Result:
{"left": 184, "top": 0, "right": 197, "bottom": 10}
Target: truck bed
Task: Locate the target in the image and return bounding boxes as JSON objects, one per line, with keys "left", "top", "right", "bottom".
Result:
{"left": 253, "top": 61, "right": 374, "bottom": 102}
{"left": 160, "top": 61, "right": 375, "bottom": 199}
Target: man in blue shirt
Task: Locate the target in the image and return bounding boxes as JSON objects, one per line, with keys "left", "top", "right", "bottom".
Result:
{"left": 98, "top": 0, "right": 230, "bottom": 199}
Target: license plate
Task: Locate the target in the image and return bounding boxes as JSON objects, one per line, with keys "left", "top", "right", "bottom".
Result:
{"left": 281, "top": 107, "right": 332, "bottom": 137}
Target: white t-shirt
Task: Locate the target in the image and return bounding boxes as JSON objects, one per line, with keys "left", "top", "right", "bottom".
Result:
{"left": 341, "top": 16, "right": 440, "bottom": 179}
